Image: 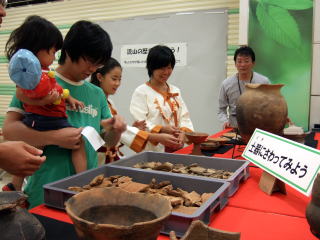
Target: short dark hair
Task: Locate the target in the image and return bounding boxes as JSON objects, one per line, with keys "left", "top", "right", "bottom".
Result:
{"left": 5, "top": 15, "right": 63, "bottom": 60}
{"left": 91, "top": 57, "right": 121, "bottom": 87}
{"left": 234, "top": 46, "right": 255, "bottom": 62}
{"left": 146, "top": 45, "right": 175, "bottom": 77}
{"left": 59, "top": 20, "right": 112, "bottom": 65}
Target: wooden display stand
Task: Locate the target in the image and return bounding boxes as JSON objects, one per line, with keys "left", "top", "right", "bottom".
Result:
{"left": 259, "top": 171, "right": 286, "bottom": 195}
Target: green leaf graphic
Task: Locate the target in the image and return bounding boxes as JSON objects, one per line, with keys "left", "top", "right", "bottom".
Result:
{"left": 256, "top": 3, "right": 301, "bottom": 49}
{"left": 260, "top": 0, "right": 313, "bottom": 10}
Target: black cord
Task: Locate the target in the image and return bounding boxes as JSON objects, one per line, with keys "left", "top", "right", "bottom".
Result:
{"left": 237, "top": 72, "right": 253, "bottom": 95}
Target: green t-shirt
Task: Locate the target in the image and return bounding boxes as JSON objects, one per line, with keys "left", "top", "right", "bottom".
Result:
{"left": 8, "top": 75, "right": 111, "bottom": 208}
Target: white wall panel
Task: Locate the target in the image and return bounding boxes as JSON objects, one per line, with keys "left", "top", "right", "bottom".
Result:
{"left": 310, "top": 1, "right": 320, "bottom": 129}
{"left": 0, "top": 0, "right": 239, "bottom": 126}
{"left": 311, "top": 43, "right": 320, "bottom": 95}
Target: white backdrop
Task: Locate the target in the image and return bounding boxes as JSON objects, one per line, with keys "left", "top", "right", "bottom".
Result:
{"left": 98, "top": 9, "right": 228, "bottom": 155}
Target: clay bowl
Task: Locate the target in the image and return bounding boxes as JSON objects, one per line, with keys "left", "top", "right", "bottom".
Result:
{"left": 207, "top": 137, "right": 230, "bottom": 145}
{"left": 282, "top": 133, "right": 307, "bottom": 144}
{"left": 222, "top": 132, "right": 237, "bottom": 138}
{"left": 200, "top": 142, "right": 220, "bottom": 151}
{"left": 65, "top": 187, "right": 172, "bottom": 240}
{"left": 185, "top": 132, "right": 209, "bottom": 144}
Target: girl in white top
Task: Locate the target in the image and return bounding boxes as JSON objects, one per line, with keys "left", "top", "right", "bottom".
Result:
{"left": 91, "top": 57, "right": 181, "bottom": 160}
{"left": 130, "top": 45, "right": 194, "bottom": 152}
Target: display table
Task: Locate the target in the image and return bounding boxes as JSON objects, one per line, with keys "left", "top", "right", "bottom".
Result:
{"left": 210, "top": 206, "right": 315, "bottom": 240}
{"left": 29, "top": 129, "right": 319, "bottom": 240}
{"left": 228, "top": 167, "right": 311, "bottom": 218}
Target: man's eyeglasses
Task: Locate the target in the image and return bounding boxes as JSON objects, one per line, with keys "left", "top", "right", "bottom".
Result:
{"left": 1, "top": 0, "right": 7, "bottom": 8}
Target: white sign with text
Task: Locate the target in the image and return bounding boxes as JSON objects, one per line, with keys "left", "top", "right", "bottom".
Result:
{"left": 242, "top": 128, "right": 320, "bottom": 196}
{"left": 81, "top": 126, "right": 105, "bottom": 151}
{"left": 120, "top": 43, "right": 187, "bottom": 67}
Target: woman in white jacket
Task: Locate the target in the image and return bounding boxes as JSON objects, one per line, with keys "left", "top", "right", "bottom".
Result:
{"left": 130, "top": 45, "right": 194, "bottom": 152}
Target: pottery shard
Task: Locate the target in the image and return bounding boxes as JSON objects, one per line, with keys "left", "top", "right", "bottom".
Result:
{"left": 206, "top": 169, "right": 216, "bottom": 174}
{"left": 150, "top": 179, "right": 171, "bottom": 189}
{"left": 167, "top": 189, "right": 184, "bottom": 198}
{"left": 170, "top": 220, "right": 241, "bottom": 240}
{"left": 156, "top": 185, "right": 174, "bottom": 196}
{"left": 201, "top": 193, "right": 214, "bottom": 203}
{"left": 154, "top": 162, "right": 174, "bottom": 171}
{"left": 97, "top": 179, "right": 113, "bottom": 188}
{"left": 117, "top": 176, "right": 132, "bottom": 184}
{"left": 68, "top": 186, "right": 84, "bottom": 192}
{"left": 174, "top": 205, "right": 199, "bottom": 215}
{"left": 188, "top": 166, "right": 207, "bottom": 175}
{"left": 172, "top": 167, "right": 189, "bottom": 174}
{"left": 174, "top": 163, "right": 184, "bottom": 169}
{"left": 114, "top": 176, "right": 132, "bottom": 187}
{"left": 89, "top": 174, "right": 105, "bottom": 187}
{"left": 120, "top": 182, "right": 149, "bottom": 193}
{"left": 109, "top": 175, "right": 122, "bottom": 182}
{"left": 148, "top": 188, "right": 163, "bottom": 195}
{"left": 82, "top": 184, "right": 92, "bottom": 190}
{"left": 134, "top": 161, "right": 155, "bottom": 169}
{"left": 163, "top": 196, "right": 184, "bottom": 207}
{"left": 184, "top": 191, "right": 201, "bottom": 205}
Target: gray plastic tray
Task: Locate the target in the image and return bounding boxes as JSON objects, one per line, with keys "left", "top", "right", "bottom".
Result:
{"left": 43, "top": 165, "right": 230, "bottom": 237}
{"left": 108, "top": 151, "right": 250, "bottom": 196}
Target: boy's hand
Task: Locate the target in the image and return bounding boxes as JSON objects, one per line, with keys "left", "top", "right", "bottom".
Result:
{"left": 101, "top": 115, "right": 127, "bottom": 134}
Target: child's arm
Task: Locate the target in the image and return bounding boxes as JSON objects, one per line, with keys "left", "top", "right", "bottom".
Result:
{"left": 3, "top": 111, "right": 83, "bottom": 149}
{"left": 16, "top": 87, "right": 60, "bottom": 106}
{"left": 66, "top": 95, "right": 84, "bottom": 110}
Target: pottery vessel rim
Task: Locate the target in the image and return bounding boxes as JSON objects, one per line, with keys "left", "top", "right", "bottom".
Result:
{"left": 65, "top": 187, "right": 172, "bottom": 231}
{"left": 245, "top": 83, "right": 284, "bottom": 89}
{"left": 200, "top": 142, "right": 220, "bottom": 151}
{"left": 185, "top": 132, "right": 209, "bottom": 137}
{"left": 207, "top": 137, "right": 229, "bottom": 145}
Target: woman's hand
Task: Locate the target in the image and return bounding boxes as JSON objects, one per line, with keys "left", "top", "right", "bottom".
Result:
{"left": 132, "top": 120, "right": 147, "bottom": 130}
{"left": 178, "top": 131, "right": 186, "bottom": 144}
{"left": 160, "top": 125, "right": 181, "bottom": 136}
{"left": 149, "top": 133, "right": 182, "bottom": 149}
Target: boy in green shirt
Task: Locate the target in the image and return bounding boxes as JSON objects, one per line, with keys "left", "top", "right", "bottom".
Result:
{"left": 3, "top": 20, "right": 126, "bottom": 208}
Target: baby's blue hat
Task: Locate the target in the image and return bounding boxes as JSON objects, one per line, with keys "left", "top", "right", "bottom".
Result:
{"left": 9, "top": 49, "right": 42, "bottom": 90}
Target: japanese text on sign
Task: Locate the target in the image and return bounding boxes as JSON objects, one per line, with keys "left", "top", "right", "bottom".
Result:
{"left": 248, "top": 142, "right": 308, "bottom": 179}
{"left": 120, "top": 43, "right": 187, "bottom": 67}
{"left": 242, "top": 129, "right": 320, "bottom": 196}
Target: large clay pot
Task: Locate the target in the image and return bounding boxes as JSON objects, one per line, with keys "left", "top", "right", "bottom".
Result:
{"left": 236, "top": 84, "right": 288, "bottom": 143}
{"left": 306, "top": 173, "right": 320, "bottom": 238}
{"left": 66, "top": 187, "right": 172, "bottom": 240}
{"left": 0, "top": 191, "right": 45, "bottom": 240}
